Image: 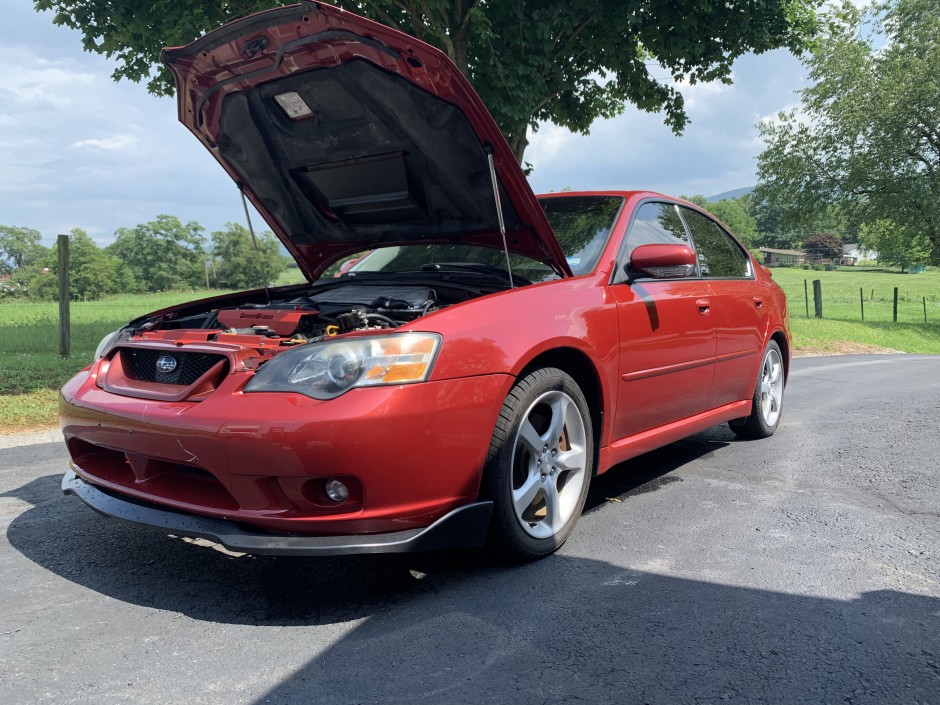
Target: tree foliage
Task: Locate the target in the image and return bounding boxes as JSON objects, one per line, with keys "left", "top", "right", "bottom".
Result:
{"left": 858, "top": 219, "right": 931, "bottom": 272}
{"left": 755, "top": 0, "right": 940, "bottom": 264}
{"left": 0, "top": 216, "right": 301, "bottom": 300}
{"left": 746, "top": 196, "right": 851, "bottom": 250}
{"left": 108, "top": 215, "right": 207, "bottom": 292}
{"left": 210, "top": 223, "right": 289, "bottom": 290}
{"left": 682, "top": 196, "right": 758, "bottom": 246}
{"left": 35, "top": 0, "right": 819, "bottom": 162}
{"left": 27, "top": 229, "right": 135, "bottom": 301}
{"left": 0, "top": 226, "right": 45, "bottom": 276}
{"left": 802, "top": 232, "right": 843, "bottom": 260}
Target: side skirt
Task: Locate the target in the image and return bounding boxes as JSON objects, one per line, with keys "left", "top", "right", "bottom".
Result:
{"left": 597, "top": 400, "right": 751, "bottom": 473}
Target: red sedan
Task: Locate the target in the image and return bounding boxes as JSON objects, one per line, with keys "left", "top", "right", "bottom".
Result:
{"left": 60, "top": 2, "right": 789, "bottom": 560}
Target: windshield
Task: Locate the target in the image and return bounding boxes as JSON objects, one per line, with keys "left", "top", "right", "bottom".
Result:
{"left": 346, "top": 195, "right": 623, "bottom": 282}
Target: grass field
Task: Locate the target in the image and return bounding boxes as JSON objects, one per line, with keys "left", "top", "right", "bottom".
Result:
{"left": 274, "top": 264, "right": 306, "bottom": 286}
{"left": 769, "top": 267, "right": 940, "bottom": 354}
{"left": 2, "top": 266, "right": 938, "bottom": 431}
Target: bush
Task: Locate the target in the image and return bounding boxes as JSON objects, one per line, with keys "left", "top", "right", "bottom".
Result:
{"left": 0, "top": 280, "right": 27, "bottom": 300}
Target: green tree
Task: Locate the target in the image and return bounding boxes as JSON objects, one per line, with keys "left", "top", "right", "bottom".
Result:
{"left": 108, "top": 215, "right": 207, "bottom": 292}
{"left": 746, "top": 196, "right": 851, "bottom": 250}
{"left": 858, "top": 219, "right": 930, "bottom": 272}
{"left": 746, "top": 196, "right": 802, "bottom": 250}
{"left": 802, "top": 232, "right": 843, "bottom": 260}
{"left": 0, "top": 225, "right": 45, "bottom": 276}
{"left": 35, "top": 0, "right": 819, "bottom": 163}
{"left": 755, "top": 0, "right": 940, "bottom": 264}
{"left": 210, "top": 223, "right": 289, "bottom": 290}
{"left": 27, "top": 229, "right": 134, "bottom": 301}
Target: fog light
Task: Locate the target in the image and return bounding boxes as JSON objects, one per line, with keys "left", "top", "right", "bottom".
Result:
{"left": 324, "top": 479, "right": 349, "bottom": 503}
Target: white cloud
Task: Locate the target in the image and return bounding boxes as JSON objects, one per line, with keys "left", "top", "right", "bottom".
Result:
{"left": 71, "top": 135, "right": 138, "bottom": 151}
{"left": 1, "top": 0, "right": 250, "bottom": 246}
{"left": 528, "top": 49, "right": 808, "bottom": 198}
{"left": 675, "top": 74, "right": 734, "bottom": 113}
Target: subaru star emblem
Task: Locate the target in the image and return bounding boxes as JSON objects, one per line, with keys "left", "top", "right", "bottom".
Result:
{"left": 156, "top": 355, "right": 178, "bottom": 373}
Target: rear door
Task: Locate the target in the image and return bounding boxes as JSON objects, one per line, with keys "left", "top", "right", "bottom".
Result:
{"left": 677, "top": 207, "right": 766, "bottom": 407}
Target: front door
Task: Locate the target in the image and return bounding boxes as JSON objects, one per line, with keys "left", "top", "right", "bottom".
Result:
{"left": 609, "top": 202, "right": 717, "bottom": 441}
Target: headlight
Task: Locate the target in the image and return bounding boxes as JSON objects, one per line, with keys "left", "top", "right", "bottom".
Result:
{"left": 244, "top": 333, "right": 442, "bottom": 400}
{"left": 94, "top": 328, "right": 130, "bottom": 360}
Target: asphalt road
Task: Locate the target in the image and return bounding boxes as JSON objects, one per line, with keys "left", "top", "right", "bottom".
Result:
{"left": 1, "top": 355, "right": 938, "bottom": 705}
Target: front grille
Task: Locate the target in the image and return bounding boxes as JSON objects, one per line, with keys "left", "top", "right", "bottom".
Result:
{"left": 124, "top": 348, "right": 224, "bottom": 385}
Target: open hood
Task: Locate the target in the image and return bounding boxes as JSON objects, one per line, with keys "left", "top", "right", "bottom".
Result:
{"left": 161, "top": 1, "right": 571, "bottom": 280}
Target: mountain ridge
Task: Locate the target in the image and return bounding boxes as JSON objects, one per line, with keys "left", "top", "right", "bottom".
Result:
{"left": 705, "top": 186, "right": 754, "bottom": 202}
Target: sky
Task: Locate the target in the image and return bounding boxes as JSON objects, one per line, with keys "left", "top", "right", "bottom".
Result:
{"left": 2, "top": 0, "right": 809, "bottom": 249}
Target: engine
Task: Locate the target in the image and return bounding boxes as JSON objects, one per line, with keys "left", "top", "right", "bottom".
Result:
{"left": 214, "top": 284, "right": 437, "bottom": 339}
{"left": 128, "top": 284, "right": 441, "bottom": 353}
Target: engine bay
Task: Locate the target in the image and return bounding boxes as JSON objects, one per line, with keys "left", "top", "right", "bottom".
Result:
{"left": 213, "top": 284, "right": 438, "bottom": 339}
{"left": 91, "top": 271, "right": 517, "bottom": 402}
{"left": 111, "top": 276, "right": 495, "bottom": 362}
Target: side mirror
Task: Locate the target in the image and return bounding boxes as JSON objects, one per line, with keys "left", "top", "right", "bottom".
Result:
{"left": 625, "top": 244, "right": 697, "bottom": 281}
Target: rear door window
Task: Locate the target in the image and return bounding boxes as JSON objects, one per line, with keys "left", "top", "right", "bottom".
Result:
{"left": 680, "top": 208, "right": 752, "bottom": 278}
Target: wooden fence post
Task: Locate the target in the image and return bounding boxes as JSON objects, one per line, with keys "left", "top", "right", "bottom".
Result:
{"left": 58, "top": 234, "right": 70, "bottom": 358}
{"left": 813, "top": 279, "right": 823, "bottom": 318}
{"left": 860, "top": 287, "right": 864, "bottom": 322}
{"left": 893, "top": 287, "right": 899, "bottom": 323}
{"left": 925, "top": 297, "right": 928, "bottom": 323}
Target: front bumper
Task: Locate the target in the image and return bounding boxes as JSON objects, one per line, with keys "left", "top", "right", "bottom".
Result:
{"left": 60, "top": 370, "right": 514, "bottom": 535}
{"left": 63, "top": 470, "right": 493, "bottom": 556}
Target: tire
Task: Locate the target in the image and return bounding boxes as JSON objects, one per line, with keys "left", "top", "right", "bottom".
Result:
{"left": 481, "top": 367, "right": 593, "bottom": 560}
{"left": 730, "top": 340, "right": 785, "bottom": 439}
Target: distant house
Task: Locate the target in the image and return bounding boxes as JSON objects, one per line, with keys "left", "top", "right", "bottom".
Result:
{"left": 759, "top": 247, "right": 807, "bottom": 266}
{"left": 839, "top": 244, "right": 858, "bottom": 266}
{"left": 841, "top": 243, "right": 876, "bottom": 264}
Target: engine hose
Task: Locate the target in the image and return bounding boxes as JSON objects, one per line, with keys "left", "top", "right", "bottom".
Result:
{"left": 365, "top": 314, "right": 399, "bottom": 328}
{"left": 202, "top": 311, "right": 220, "bottom": 329}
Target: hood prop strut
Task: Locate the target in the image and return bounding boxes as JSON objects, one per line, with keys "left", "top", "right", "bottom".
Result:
{"left": 485, "top": 145, "right": 514, "bottom": 289}
{"left": 238, "top": 184, "right": 271, "bottom": 303}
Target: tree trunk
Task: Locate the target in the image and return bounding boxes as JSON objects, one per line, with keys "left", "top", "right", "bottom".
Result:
{"left": 506, "top": 125, "right": 529, "bottom": 165}
{"left": 448, "top": 10, "right": 528, "bottom": 166}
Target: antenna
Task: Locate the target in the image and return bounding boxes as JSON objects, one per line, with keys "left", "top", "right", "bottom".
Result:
{"left": 238, "top": 184, "right": 271, "bottom": 302}
{"left": 485, "top": 145, "right": 514, "bottom": 289}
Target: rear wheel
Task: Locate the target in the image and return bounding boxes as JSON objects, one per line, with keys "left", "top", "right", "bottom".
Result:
{"left": 481, "top": 368, "right": 593, "bottom": 560}
{"left": 730, "top": 340, "right": 785, "bottom": 439}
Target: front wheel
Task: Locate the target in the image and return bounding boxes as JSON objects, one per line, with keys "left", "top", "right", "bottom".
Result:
{"left": 730, "top": 340, "right": 785, "bottom": 439}
{"left": 481, "top": 368, "right": 593, "bottom": 560}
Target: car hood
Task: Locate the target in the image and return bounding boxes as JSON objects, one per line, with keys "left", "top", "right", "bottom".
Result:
{"left": 161, "top": 1, "right": 571, "bottom": 279}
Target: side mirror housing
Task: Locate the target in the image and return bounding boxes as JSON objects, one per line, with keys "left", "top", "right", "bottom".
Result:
{"left": 624, "top": 244, "right": 697, "bottom": 281}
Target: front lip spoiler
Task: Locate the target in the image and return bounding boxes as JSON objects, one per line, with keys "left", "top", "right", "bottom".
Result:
{"left": 62, "top": 470, "right": 493, "bottom": 556}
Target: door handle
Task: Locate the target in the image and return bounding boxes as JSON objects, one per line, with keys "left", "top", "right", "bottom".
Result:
{"left": 695, "top": 298, "right": 711, "bottom": 315}
{"left": 753, "top": 297, "right": 764, "bottom": 309}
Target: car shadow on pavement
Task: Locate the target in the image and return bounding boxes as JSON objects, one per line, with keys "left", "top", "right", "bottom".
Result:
{"left": 4, "top": 430, "right": 939, "bottom": 703}
{"left": 4, "top": 433, "right": 729, "bottom": 627}
{"left": 585, "top": 429, "right": 732, "bottom": 512}
{"left": 245, "top": 561, "right": 940, "bottom": 705}
{"left": 0, "top": 471, "right": 61, "bottom": 507}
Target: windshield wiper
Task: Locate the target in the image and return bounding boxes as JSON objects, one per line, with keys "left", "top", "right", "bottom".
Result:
{"left": 421, "top": 262, "right": 531, "bottom": 287}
